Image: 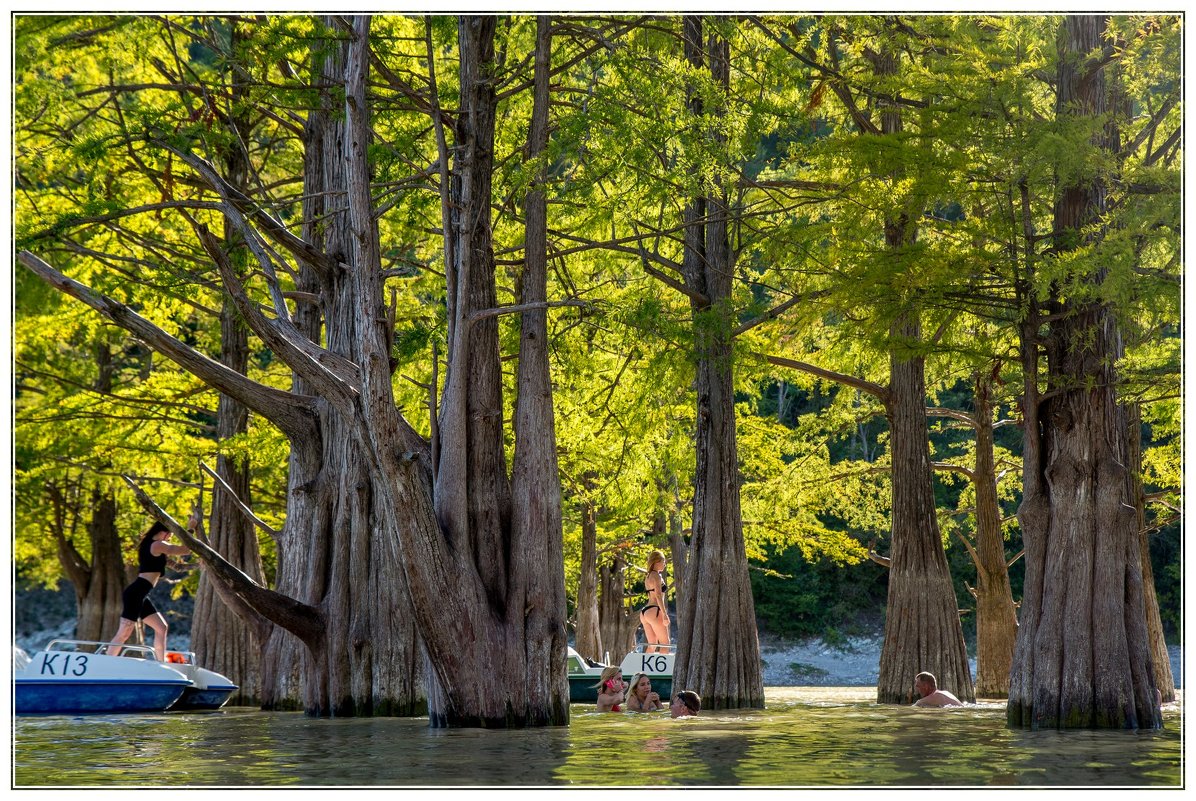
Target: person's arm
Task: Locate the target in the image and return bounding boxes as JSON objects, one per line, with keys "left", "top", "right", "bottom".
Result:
{"left": 152, "top": 542, "right": 191, "bottom": 557}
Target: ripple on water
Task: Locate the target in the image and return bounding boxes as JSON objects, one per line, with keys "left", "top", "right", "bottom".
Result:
{"left": 13, "top": 688, "right": 1182, "bottom": 787}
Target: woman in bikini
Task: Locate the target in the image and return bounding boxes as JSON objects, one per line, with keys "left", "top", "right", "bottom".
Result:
{"left": 639, "top": 550, "right": 670, "bottom": 654}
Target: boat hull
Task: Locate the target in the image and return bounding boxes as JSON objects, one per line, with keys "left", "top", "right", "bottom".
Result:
{"left": 16, "top": 679, "right": 189, "bottom": 715}
{"left": 165, "top": 662, "right": 238, "bottom": 711}
{"left": 14, "top": 642, "right": 192, "bottom": 716}
{"left": 171, "top": 685, "right": 237, "bottom": 711}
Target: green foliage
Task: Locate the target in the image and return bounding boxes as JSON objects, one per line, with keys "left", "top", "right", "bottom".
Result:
{"left": 751, "top": 542, "right": 888, "bottom": 639}
{"left": 13, "top": 13, "right": 1180, "bottom": 643}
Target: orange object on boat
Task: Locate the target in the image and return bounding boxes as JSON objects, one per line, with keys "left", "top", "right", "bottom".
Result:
{"left": 166, "top": 652, "right": 187, "bottom": 664}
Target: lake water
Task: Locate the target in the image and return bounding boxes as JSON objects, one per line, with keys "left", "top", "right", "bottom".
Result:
{"left": 13, "top": 687, "right": 1182, "bottom": 787}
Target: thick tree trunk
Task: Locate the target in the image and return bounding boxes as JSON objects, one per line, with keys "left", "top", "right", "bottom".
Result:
{"left": 256, "top": 18, "right": 426, "bottom": 716}
{"left": 340, "top": 15, "right": 566, "bottom": 727}
{"left": 871, "top": 40, "right": 973, "bottom": 705}
{"left": 971, "top": 368, "right": 1019, "bottom": 698}
{"left": 508, "top": 14, "right": 571, "bottom": 726}
{"left": 1008, "top": 15, "right": 1160, "bottom": 730}
{"left": 877, "top": 312, "right": 975, "bottom": 704}
{"left": 575, "top": 498, "right": 603, "bottom": 662}
{"left": 672, "top": 19, "right": 765, "bottom": 710}
{"left": 1127, "top": 405, "right": 1175, "bottom": 702}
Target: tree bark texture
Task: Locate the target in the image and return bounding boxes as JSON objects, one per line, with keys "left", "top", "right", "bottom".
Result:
{"left": 575, "top": 498, "right": 603, "bottom": 662}
{"left": 1008, "top": 15, "right": 1161, "bottom": 730}
{"left": 877, "top": 312, "right": 975, "bottom": 704}
{"left": 254, "top": 18, "right": 425, "bottom": 716}
{"left": 672, "top": 18, "right": 765, "bottom": 710}
{"left": 970, "top": 368, "right": 1019, "bottom": 698}
{"left": 1127, "top": 405, "right": 1175, "bottom": 702}
{"left": 191, "top": 43, "right": 266, "bottom": 705}
{"left": 871, "top": 40, "right": 973, "bottom": 706}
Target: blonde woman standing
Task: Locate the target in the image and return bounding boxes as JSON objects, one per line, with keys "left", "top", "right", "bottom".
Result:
{"left": 638, "top": 550, "right": 670, "bottom": 654}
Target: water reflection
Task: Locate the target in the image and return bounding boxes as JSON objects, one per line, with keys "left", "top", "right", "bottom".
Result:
{"left": 14, "top": 688, "right": 1181, "bottom": 787}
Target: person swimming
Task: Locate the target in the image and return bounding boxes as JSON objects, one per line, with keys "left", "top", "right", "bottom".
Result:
{"left": 595, "top": 665, "right": 626, "bottom": 712}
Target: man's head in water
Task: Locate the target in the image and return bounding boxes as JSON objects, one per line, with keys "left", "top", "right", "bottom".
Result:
{"left": 670, "top": 690, "right": 701, "bottom": 718}
{"left": 914, "top": 671, "right": 937, "bottom": 698}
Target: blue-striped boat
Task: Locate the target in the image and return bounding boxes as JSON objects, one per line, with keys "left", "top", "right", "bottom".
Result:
{"left": 15, "top": 640, "right": 192, "bottom": 715}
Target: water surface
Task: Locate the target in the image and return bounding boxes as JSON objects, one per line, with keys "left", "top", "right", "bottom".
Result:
{"left": 14, "top": 686, "right": 1181, "bottom": 787}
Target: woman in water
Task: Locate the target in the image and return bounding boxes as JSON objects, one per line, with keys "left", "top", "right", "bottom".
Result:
{"left": 107, "top": 515, "right": 194, "bottom": 662}
{"left": 595, "top": 665, "right": 626, "bottom": 712}
{"left": 639, "top": 550, "right": 670, "bottom": 653}
{"left": 624, "top": 672, "right": 664, "bottom": 712}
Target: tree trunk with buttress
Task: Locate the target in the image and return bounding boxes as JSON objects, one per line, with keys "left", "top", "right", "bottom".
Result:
{"left": 253, "top": 18, "right": 425, "bottom": 715}
{"left": 63, "top": 342, "right": 128, "bottom": 644}
{"left": 870, "top": 40, "right": 973, "bottom": 705}
{"left": 671, "top": 17, "right": 765, "bottom": 710}
{"left": 1007, "top": 14, "right": 1160, "bottom": 730}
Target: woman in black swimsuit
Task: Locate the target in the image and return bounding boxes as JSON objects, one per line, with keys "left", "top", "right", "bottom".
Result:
{"left": 106, "top": 516, "right": 193, "bottom": 662}
{"left": 638, "top": 550, "right": 670, "bottom": 654}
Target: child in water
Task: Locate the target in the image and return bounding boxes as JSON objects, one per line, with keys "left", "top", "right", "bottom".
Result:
{"left": 595, "top": 666, "right": 626, "bottom": 712}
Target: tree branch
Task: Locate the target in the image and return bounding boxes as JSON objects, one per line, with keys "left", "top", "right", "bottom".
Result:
{"left": 643, "top": 261, "right": 709, "bottom": 306}
{"left": 732, "top": 290, "right": 831, "bottom": 338}
{"left": 866, "top": 539, "right": 891, "bottom": 568}
{"left": 198, "top": 461, "right": 279, "bottom": 540}
{"left": 467, "top": 299, "right": 589, "bottom": 325}
{"left": 162, "top": 145, "right": 339, "bottom": 278}
{"left": 949, "top": 526, "right": 980, "bottom": 566}
{"left": 18, "top": 250, "right": 319, "bottom": 443}
{"left": 197, "top": 225, "right": 361, "bottom": 416}
{"left": 122, "top": 475, "right": 325, "bottom": 647}
{"left": 926, "top": 407, "right": 976, "bottom": 426}
{"left": 932, "top": 461, "right": 975, "bottom": 481}
{"left": 759, "top": 352, "right": 890, "bottom": 406}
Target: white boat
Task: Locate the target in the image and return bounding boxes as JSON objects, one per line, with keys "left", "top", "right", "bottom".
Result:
{"left": 567, "top": 644, "right": 675, "bottom": 703}
{"left": 15, "top": 639, "right": 192, "bottom": 715}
